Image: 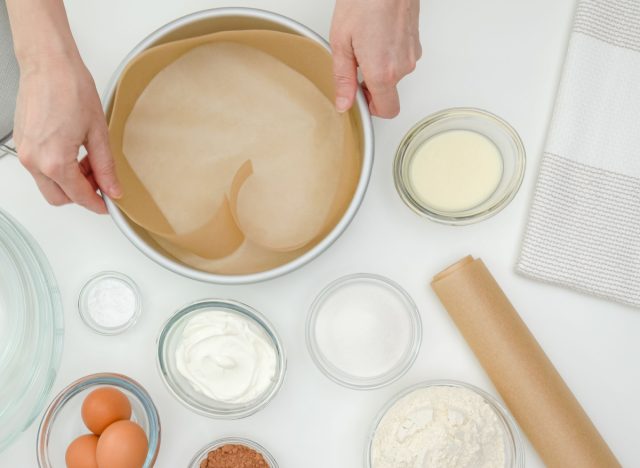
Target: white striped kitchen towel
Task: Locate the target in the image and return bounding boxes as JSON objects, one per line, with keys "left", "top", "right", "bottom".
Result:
{"left": 517, "top": 0, "right": 640, "bottom": 307}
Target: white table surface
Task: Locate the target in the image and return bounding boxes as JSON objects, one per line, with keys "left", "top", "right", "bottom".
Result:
{"left": 2, "top": 0, "right": 639, "bottom": 466}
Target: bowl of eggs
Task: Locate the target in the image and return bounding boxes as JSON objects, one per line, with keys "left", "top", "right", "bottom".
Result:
{"left": 37, "top": 373, "right": 160, "bottom": 468}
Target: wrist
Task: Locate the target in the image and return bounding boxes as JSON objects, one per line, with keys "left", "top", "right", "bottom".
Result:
{"left": 18, "top": 49, "right": 84, "bottom": 77}
{"left": 13, "top": 26, "right": 81, "bottom": 69}
{"left": 7, "top": 0, "right": 81, "bottom": 68}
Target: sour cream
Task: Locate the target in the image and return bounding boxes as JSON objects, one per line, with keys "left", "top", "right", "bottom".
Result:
{"left": 175, "top": 310, "right": 277, "bottom": 404}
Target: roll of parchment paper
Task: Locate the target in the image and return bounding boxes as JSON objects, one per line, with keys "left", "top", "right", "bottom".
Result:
{"left": 431, "top": 256, "right": 620, "bottom": 468}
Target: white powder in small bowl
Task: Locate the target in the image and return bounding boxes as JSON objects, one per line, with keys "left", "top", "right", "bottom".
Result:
{"left": 309, "top": 274, "right": 421, "bottom": 388}
{"left": 371, "top": 385, "right": 509, "bottom": 468}
{"left": 79, "top": 272, "right": 141, "bottom": 333}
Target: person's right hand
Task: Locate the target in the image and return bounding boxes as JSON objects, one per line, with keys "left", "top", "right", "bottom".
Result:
{"left": 330, "top": 0, "right": 422, "bottom": 118}
{"left": 13, "top": 53, "right": 121, "bottom": 214}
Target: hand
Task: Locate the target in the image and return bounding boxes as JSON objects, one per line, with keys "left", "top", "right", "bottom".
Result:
{"left": 330, "top": 0, "right": 422, "bottom": 118}
{"left": 13, "top": 53, "right": 121, "bottom": 213}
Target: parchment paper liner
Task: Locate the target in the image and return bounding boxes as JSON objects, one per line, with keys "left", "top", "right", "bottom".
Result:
{"left": 108, "top": 30, "right": 361, "bottom": 272}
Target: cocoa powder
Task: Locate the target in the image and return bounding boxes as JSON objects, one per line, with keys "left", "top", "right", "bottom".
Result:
{"left": 200, "top": 444, "right": 269, "bottom": 468}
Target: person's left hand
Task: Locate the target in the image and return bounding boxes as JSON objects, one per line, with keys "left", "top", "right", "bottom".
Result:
{"left": 13, "top": 52, "right": 120, "bottom": 213}
{"left": 330, "top": 0, "right": 422, "bottom": 118}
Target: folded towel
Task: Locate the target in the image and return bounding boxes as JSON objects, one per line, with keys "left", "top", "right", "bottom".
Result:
{"left": 517, "top": 0, "right": 640, "bottom": 307}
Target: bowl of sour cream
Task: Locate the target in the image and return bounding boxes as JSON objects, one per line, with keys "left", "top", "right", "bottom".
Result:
{"left": 157, "top": 299, "right": 286, "bottom": 419}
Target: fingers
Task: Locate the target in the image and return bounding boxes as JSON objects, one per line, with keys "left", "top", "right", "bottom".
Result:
{"left": 85, "top": 123, "right": 122, "bottom": 199}
{"left": 32, "top": 173, "right": 71, "bottom": 207}
{"left": 55, "top": 162, "right": 108, "bottom": 214}
{"left": 361, "top": 83, "right": 373, "bottom": 104}
{"left": 79, "top": 156, "right": 100, "bottom": 192}
{"left": 18, "top": 151, "right": 71, "bottom": 207}
{"left": 364, "top": 78, "right": 401, "bottom": 118}
{"left": 362, "top": 50, "right": 420, "bottom": 118}
{"left": 27, "top": 148, "right": 107, "bottom": 214}
{"left": 331, "top": 42, "right": 359, "bottom": 113}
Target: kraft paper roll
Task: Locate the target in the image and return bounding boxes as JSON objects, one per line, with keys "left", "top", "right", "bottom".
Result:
{"left": 431, "top": 256, "right": 620, "bottom": 468}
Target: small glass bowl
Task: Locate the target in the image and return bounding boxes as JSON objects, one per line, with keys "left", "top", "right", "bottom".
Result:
{"left": 78, "top": 271, "right": 142, "bottom": 335}
{"left": 188, "top": 437, "right": 278, "bottom": 468}
{"left": 306, "top": 274, "right": 422, "bottom": 390}
{"left": 394, "top": 108, "right": 526, "bottom": 225}
{"left": 365, "top": 380, "right": 524, "bottom": 468}
{"left": 37, "top": 373, "right": 161, "bottom": 468}
{"left": 157, "top": 299, "right": 287, "bottom": 419}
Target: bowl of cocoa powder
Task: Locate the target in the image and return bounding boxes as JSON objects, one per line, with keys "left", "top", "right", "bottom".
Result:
{"left": 189, "top": 437, "right": 277, "bottom": 468}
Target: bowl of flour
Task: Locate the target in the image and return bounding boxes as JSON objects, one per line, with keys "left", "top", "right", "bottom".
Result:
{"left": 367, "top": 380, "right": 524, "bottom": 468}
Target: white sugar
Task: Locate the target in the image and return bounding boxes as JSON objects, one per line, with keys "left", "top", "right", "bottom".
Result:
{"left": 314, "top": 281, "right": 413, "bottom": 378}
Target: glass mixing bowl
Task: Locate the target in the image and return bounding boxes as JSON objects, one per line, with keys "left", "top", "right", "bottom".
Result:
{"left": 157, "top": 299, "right": 287, "bottom": 419}
{"left": 37, "top": 373, "right": 161, "bottom": 468}
{"left": 0, "top": 208, "right": 64, "bottom": 452}
{"left": 365, "top": 380, "right": 525, "bottom": 468}
{"left": 189, "top": 437, "right": 278, "bottom": 468}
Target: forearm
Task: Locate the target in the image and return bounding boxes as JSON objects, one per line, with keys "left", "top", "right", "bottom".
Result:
{"left": 6, "top": 0, "right": 80, "bottom": 66}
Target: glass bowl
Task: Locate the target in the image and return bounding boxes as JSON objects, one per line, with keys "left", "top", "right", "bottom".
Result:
{"left": 188, "top": 437, "right": 278, "bottom": 468}
{"left": 394, "top": 108, "right": 526, "bottom": 225}
{"left": 37, "top": 373, "right": 161, "bottom": 468}
{"left": 0, "top": 208, "right": 64, "bottom": 453}
{"left": 157, "top": 299, "right": 287, "bottom": 419}
{"left": 78, "top": 271, "right": 142, "bottom": 335}
{"left": 365, "top": 380, "right": 525, "bottom": 468}
{"left": 306, "top": 274, "right": 422, "bottom": 390}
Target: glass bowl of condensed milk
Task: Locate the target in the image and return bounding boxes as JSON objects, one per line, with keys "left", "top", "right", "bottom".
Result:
{"left": 394, "top": 108, "right": 525, "bottom": 224}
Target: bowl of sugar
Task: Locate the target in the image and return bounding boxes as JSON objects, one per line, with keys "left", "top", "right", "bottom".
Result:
{"left": 305, "top": 274, "right": 422, "bottom": 390}
{"left": 394, "top": 108, "right": 525, "bottom": 225}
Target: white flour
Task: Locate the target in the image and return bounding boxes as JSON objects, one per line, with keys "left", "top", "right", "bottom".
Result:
{"left": 371, "top": 386, "right": 507, "bottom": 468}
{"left": 86, "top": 278, "right": 137, "bottom": 328}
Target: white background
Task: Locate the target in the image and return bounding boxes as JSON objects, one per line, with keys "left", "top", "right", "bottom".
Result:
{"left": 2, "top": 0, "right": 639, "bottom": 467}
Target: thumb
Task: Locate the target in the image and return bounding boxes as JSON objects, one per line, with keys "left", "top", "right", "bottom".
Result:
{"left": 332, "top": 44, "right": 358, "bottom": 113}
{"left": 86, "top": 123, "right": 122, "bottom": 199}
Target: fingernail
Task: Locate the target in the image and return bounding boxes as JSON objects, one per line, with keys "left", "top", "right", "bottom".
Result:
{"left": 336, "top": 97, "right": 350, "bottom": 113}
{"left": 109, "top": 185, "right": 123, "bottom": 199}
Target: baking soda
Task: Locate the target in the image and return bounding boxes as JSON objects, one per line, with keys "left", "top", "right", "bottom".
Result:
{"left": 85, "top": 277, "right": 137, "bottom": 328}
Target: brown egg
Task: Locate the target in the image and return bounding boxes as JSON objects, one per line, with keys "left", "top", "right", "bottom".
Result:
{"left": 96, "top": 420, "right": 148, "bottom": 468}
{"left": 82, "top": 387, "right": 132, "bottom": 435}
{"left": 65, "top": 434, "right": 99, "bottom": 468}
